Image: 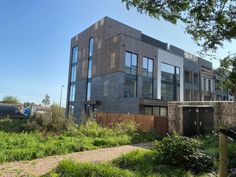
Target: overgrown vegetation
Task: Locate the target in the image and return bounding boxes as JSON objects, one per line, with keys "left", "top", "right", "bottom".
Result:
{"left": 198, "top": 133, "right": 236, "bottom": 170}
{"left": 0, "top": 105, "right": 159, "bottom": 163}
{"left": 43, "top": 160, "right": 136, "bottom": 177}
{"left": 44, "top": 134, "right": 219, "bottom": 177}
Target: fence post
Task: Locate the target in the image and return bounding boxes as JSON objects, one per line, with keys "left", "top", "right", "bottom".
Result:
{"left": 219, "top": 126, "right": 228, "bottom": 177}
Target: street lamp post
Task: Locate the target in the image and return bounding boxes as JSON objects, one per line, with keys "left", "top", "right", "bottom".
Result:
{"left": 60, "top": 85, "right": 64, "bottom": 107}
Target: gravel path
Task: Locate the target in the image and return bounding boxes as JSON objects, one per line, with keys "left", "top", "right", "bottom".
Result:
{"left": 0, "top": 142, "right": 152, "bottom": 177}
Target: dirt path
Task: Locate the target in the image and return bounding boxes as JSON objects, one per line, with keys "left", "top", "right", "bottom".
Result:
{"left": 0, "top": 142, "right": 152, "bottom": 177}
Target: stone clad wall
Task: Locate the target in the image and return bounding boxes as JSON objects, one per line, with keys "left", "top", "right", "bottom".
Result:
{"left": 168, "top": 101, "right": 236, "bottom": 135}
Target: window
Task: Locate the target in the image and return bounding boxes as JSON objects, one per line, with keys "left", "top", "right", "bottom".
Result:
{"left": 88, "top": 59, "right": 93, "bottom": 79}
{"left": 142, "top": 57, "right": 153, "bottom": 98}
{"left": 192, "top": 91, "right": 199, "bottom": 101}
{"left": 124, "top": 75, "right": 136, "bottom": 97}
{"left": 160, "top": 107, "right": 167, "bottom": 117}
{"left": 72, "top": 46, "right": 78, "bottom": 63}
{"left": 185, "top": 70, "right": 192, "bottom": 83}
{"left": 194, "top": 73, "right": 199, "bottom": 85}
{"left": 71, "top": 65, "right": 76, "bottom": 82}
{"left": 208, "top": 79, "right": 211, "bottom": 92}
{"left": 184, "top": 89, "right": 191, "bottom": 101}
{"left": 142, "top": 57, "right": 153, "bottom": 77}
{"left": 216, "top": 95, "right": 222, "bottom": 101}
{"left": 69, "top": 105, "right": 74, "bottom": 116}
{"left": 144, "top": 107, "right": 152, "bottom": 115}
{"left": 144, "top": 106, "right": 167, "bottom": 116}
{"left": 161, "top": 63, "right": 180, "bottom": 101}
{"left": 142, "top": 78, "right": 153, "bottom": 98}
{"left": 124, "top": 51, "right": 137, "bottom": 97}
{"left": 89, "top": 38, "right": 94, "bottom": 57}
{"left": 86, "top": 37, "right": 94, "bottom": 101}
{"left": 125, "top": 52, "right": 137, "bottom": 75}
{"left": 70, "top": 85, "right": 75, "bottom": 102}
{"left": 86, "top": 81, "right": 91, "bottom": 100}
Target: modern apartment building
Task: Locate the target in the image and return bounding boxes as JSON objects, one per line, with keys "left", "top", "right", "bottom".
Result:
{"left": 66, "top": 17, "right": 229, "bottom": 120}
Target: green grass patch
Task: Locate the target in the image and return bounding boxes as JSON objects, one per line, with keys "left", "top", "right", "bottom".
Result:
{"left": 43, "top": 160, "right": 136, "bottom": 177}
{"left": 0, "top": 119, "right": 159, "bottom": 163}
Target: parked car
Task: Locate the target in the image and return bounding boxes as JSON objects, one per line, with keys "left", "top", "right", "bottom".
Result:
{"left": 0, "top": 104, "right": 27, "bottom": 119}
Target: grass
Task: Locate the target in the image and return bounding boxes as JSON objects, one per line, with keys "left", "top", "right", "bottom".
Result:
{"left": 44, "top": 158, "right": 212, "bottom": 177}
{"left": 0, "top": 118, "right": 159, "bottom": 163}
{"left": 44, "top": 135, "right": 219, "bottom": 177}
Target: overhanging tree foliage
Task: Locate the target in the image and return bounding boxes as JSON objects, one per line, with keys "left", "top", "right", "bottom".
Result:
{"left": 122, "top": 0, "right": 236, "bottom": 96}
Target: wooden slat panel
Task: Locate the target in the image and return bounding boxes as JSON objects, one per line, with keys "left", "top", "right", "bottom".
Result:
{"left": 96, "top": 112, "right": 168, "bottom": 134}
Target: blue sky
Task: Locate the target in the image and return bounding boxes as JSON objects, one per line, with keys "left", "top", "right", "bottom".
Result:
{"left": 0, "top": 0, "right": 235, "bottom": 106}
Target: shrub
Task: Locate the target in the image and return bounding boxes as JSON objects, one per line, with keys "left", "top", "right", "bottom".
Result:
{"left": 43, "top": 160, "right": 136, "bottom": 177}
{"left": 78, "top": 120, "right": 114, "bottom": 138}
{"left": 154, "top": 134, "right": 214, "bottom": 174}
{"left": 112, "top": 149, "right": 157, "bottom": 174}
{"left": 112, "top": 120, "right": 138, "bottom": 136}
{"left": 23, "top": 104, "right": 77, "bottom": 133}
{"left": 0, "top": 118, "right": 27, "bottom": 132}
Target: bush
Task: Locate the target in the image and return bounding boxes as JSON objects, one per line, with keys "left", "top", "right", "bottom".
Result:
{"left": 154, "top": 134, "right": 214, "bottom": 174}
{"left": 112, "top": 149, "right": 157, "bottom": 174}
{"left": 43, "top": 160, "right": 136, "bottom": 177}
{"left": 112, "top": 120, "right": 138, "bottom": 136}
{"left": 0, "top": 118, "right": 27, "bottom": 132}
{"left": 23, "top": 104, "right": 77, "bottom": 133}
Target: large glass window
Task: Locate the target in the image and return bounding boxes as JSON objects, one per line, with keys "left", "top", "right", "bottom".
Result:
{"left": 124, "top": 75, "right": 137, "bottom": 97}
{"left": 124, "top": 51, "right": 137, "bottom": 97}
{"left": 89, "top": 38, "right": 94, "bottom": 57}
{"left": 142, "top": 78, "right": 153, "bottom": 98}
{"left": 88, "top": 60, "right": 93, "bottom": 79}
{"left": 142, "top": 57, "right": 153, "bottom": 77}
{"left": 161, "top": 63, "right": 180, "bottom": 101}
{"left": 86, "top": 81, "right": 91, "bottom": 101}
{"left": 70, "top": 85, "right": 75, "bottom": 102}
{"left": 71, "top": 65, "right": 76, "bottom": 82}
{"left": 142, "top": 57, "right": 153, "bottom": 98}
{"left": 86, "top": 37, "right": 94, "bottom": 101}
{"left": 125, "top": 52, "right": 137, "bottom": 75}
{"left": 72, "top": 46, "right": 78, "bottom": 63}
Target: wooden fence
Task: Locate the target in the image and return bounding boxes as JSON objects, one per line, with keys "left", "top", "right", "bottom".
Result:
{"left": 96, "top": 112, "right": 168, "bottom": 135}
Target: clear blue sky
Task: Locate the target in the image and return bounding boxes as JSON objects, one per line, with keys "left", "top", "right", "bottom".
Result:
{"left": 0, "top": 0, "right": 235, "bottom": 106}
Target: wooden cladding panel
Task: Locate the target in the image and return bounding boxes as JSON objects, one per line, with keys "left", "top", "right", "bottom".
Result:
{"left": 96, "top": 112, "right": 168, "bottom": 134}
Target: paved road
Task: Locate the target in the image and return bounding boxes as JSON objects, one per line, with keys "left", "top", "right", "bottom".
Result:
{"left": 0, "top": 142, "right": 152, "bottom": 177}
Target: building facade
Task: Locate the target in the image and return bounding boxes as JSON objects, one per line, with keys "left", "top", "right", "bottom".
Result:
{"left": 66, "top": 17, "right": 231, "bottom": 121}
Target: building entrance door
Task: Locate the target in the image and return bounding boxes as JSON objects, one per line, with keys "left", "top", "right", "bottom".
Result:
{"left": 183, "top": 107, "right": 214, "bottom": 136}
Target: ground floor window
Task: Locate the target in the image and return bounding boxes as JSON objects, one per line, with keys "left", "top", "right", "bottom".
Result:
{"left": 144, "top": 106, "right": 167, "bottom": 117}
